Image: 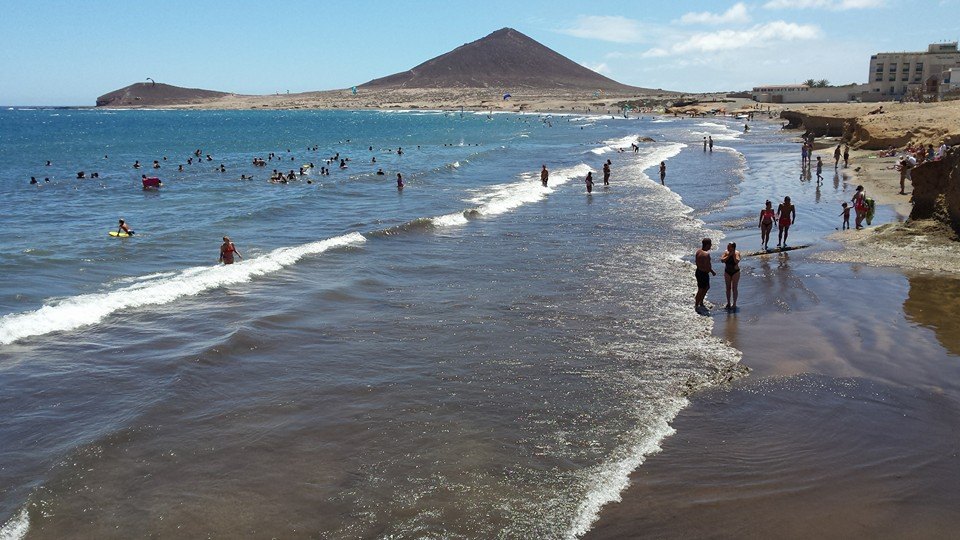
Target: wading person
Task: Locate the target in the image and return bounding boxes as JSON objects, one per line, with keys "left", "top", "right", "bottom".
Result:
{"left": 777, "top": 196, "right": 795, "bottom": 247}
{"left": 695, "top": 238, "right": 715, "bottom": 311}
{"left": 720, "top": 242, "right": 741, "bottom": 310}
{"left": 219, "top": 236, "right": 242, "bottom": 265}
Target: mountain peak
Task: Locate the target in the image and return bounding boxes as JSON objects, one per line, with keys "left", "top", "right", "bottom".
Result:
{"left": 361, "top": 28, "right": 643, "bottom": 92}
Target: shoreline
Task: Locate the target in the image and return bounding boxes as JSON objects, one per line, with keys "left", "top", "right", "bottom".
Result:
{"left": 585, "top": 118, "right": 960, "bottom": 538}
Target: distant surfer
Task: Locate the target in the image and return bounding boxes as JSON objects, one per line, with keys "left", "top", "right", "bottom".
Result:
{"left": 117, "top": 219, "right": 134, "bottom": 236}
{"left": 541, "top": 165, "right": 549, "bottom": 187}
{"left": 219, "top": 236, "right": 242, "bottom": 265}
{"left": 720, "top": 242, "right": 741, "bottom": 310}
{"left": 603, "top": 160, "right": 611, "bottom": 186}
{"left": 584, "top": 171, "right": 594, "bottom": 194}
{"left": 776, "top": 196, "right": 795, "bottom": 247}
{"left": 695, "top": 238, "right": 715, "bottom": 311}
{"left": 397, "top": 173, "right": 404, "bottom": 190}
{"left": 758, "top": 200, "right": 775, "bottom": 251}
{"left": 659, "top": 161, "right": 666, "bottom": 184}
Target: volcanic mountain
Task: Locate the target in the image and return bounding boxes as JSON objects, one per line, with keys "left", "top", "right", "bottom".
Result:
{"left": 96, "top": 82, "right": 229, "bottom": 107}
{"left": 361, "top": 28, "right": 643, "bottom": 92}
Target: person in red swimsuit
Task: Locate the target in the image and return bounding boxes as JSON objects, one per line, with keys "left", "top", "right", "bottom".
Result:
{"left": 758, "top": 200, "right": 775, "bottom": 251}
{"left": 219, "top": 236, "right": 242, "bottom": 265}
{"left": 776, "top": 196, "right": 796, "bottom": 247}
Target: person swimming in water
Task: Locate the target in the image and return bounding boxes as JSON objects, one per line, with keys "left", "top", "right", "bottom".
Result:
{"left": 117, "top": 219, "right": 135, "bottom": 236}
{"left": 219, "top": 236, "right": 242, "bottom": 264}
{"left": 396, "top": 173, "right": 404, "bottom": 189}
{"left": 376, "top": 168, "right": 385, "bottom": 175}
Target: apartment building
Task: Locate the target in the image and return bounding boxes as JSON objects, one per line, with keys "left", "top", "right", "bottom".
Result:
{"left": 868, "top": 42, "right": 960, "bottom": 98}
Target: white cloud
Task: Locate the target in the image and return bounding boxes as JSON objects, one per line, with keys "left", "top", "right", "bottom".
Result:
{"left": 763, "top": 0, "right": 884, "bottom": 9}
{"left": 581, "top": 61, "right": 612, "bottom": 75}
{"left": 645, "top": 21, "right": 822, "bottom": 56}
{"left": 679, "top": 3, "right": 751, "bottom": 25}
{"left": 558, "top": 15, "right": 645, "bottom": 43}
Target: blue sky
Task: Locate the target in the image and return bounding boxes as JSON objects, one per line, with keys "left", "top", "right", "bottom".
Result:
{"left": 1, "top": 0, "right": 958, "bottom": 105}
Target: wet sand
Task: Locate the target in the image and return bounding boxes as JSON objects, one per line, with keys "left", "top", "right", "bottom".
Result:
{"left": 587, "top": 128, "right": 960, "bottom": 538}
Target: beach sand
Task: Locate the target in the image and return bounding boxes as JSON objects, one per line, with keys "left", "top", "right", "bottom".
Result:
{"left": 586, "top": 123, "right": 960, "bottom": 539}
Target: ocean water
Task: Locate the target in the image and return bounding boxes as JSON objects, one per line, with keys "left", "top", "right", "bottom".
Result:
{"left": 0, "top": 109, "right": 746, "bottom": 538}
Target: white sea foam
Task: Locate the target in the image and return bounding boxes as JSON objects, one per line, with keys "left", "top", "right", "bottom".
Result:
{"left": 467, "top": 163, "right": 591, "bottom": 217}
{"left": 0, "top": 232, "right": 366, "bottom": 345}
{"left": 590, "top": 135, "right": 642, "bottom": 155}
{"left": 431, "top": 212, "right": 469, "bottom": 227}
{"left": 0, "top": 507, "right": 29, "bottom": 540}
{"left": 565, "top": 398, "right": 686, "bottom": 539}
{"left": 693, "top": 121, "right": 743, "bottom": 141}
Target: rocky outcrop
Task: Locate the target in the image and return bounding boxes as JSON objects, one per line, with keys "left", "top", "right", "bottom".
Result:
{"left": 96, "top": 83, "right": 229, "bottom": 107}
{"left": 780, "top": 110, "right": 849, "bottom": 137}
{"left": 910, "top": 148, "right": 960, "bottom": 230}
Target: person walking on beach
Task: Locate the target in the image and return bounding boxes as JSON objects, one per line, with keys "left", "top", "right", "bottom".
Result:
{"left": 603, "top": 160, "right": 611, "bottom": 186}
{"left": 759, "top": 200, "right": 775, "bottom": 251}
{"left": 703, "top": 137, "right": 707, "bottom": 152}
{"left": 777, "top": 196, "right": 795, "bottom": 247}
{"left": 219, "top": 236, "right": 242, "bottom": 265}
{"left": 816, "top": 156, "right": 824, "bottom": 183}
{"left": 720, "top": 242, "right": 741, "bottom": 310}
{"left": 708, "top": 136, "right": 714, "bottom": 152}
{"left": 843, "top": 144, "right": 850, "bottom": 168}
{"left": 695, "top": 238, "right": 715, "bottom": 311}
{"left": 540, "top": 165, "right": 549, "bottom": 187}
{"left": 584, "top": 171, "right": 594, "bottom": 193}
{"left": 801, "top": 144, "right": 809, "bottom": 168}
{"left": 834, "top": 144, "right": 842, "bottom": 169}
{"left": 659, "top": 161, "right": 666, "bottom": 185}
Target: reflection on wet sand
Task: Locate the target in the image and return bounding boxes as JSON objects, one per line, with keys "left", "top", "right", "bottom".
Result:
{"left": 903, "top": 275, "right": 960, "bottom": 357}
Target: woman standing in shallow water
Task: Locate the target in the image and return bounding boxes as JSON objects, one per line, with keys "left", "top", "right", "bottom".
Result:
{"left": 720, "top": 242, "right": 741, "bottom": 310}
{"left": 758, "top": 200, "right": 775, "bottom": 251}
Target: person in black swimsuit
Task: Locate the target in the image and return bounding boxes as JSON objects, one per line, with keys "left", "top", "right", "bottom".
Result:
{"left": 720, "top": 242, "right": 741, "bottom": 310}
{"left": 695, "top": 238, "right": 715, "bottom": 311}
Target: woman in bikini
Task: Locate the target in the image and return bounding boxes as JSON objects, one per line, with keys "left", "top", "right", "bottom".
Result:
{"left": 776, "top": 196, "right": 795, "bottom": 247}
{"left": 720, "top": 242, "right": 741, "bottom": 310}
{"left": 758, "top": 200, "right": 775, "bottom": 251}
{"left": 219, "top": 236, "right": 242, "bottom": 265}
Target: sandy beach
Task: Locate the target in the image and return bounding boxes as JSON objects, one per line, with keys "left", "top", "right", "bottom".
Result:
{"left": 586, "top": 110, "right": 960, "bottom": 539}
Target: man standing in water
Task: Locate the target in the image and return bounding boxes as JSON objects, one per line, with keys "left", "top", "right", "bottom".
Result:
{"left": 695, "top": 238, "right": 715, "bottom": 311}
{"left": 702, "top": 137, "right": 707, "bottom": 152}
{"left": 777, "top": 196, "right": 796, "bottom": 247}
{"left": 659, "top": 161, "right": 666, "bottom": 184}
{"left": 602, "top": 160, "right": 611, "bottom": 186}
{"left": 708, "top": 136, "right": 714, "bottom": 152}
{"left": 540, "top": 165, "right": 549, "bottom": 187}
{"left": 219, "top": 236, "right": 242, "bottom": 265}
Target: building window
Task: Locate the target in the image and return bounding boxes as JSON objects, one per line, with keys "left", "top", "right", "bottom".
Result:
{"left": 875, "top": 64, "right": 884, "bottom": 72}
{"left": 875, "top": 76, "right": 883, "bottom": 82}
{"left": 902, "top": 76, "right": 909, "bottom": 81}
{"left": 914, "top": 77, "right": 922, "bottom": 83}
{"left": 916, "top": 63, "right": 923, "bottom": 71}
{"left": 889, "top": 63, "right": 897, "bottom": 72}
{"left": 890, "top": 86, "right": 895, "bottom": 94}
{"left": 889, "top": 75, "right": 896, "bottom": 81}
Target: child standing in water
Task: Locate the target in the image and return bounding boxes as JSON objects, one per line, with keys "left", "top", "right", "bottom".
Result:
{"left": 840, "top": 202, "right": 851, "bottom": 230}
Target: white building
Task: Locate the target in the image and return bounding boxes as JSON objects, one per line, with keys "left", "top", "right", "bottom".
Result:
{"left": 867, "top": 42, "right": 960, "bottom": 98}
{"left": 752, "top": 84, "right": 867, "bottom": 103}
